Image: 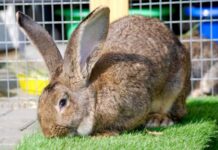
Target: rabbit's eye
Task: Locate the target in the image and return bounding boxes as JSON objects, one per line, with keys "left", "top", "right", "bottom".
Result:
{"left": 59, "top": 98, "right": 67, "bottom": 109}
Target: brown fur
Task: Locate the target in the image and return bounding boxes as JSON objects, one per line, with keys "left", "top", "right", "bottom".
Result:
{"left": 17, "top": 7, "right": 191, "bottom": 137}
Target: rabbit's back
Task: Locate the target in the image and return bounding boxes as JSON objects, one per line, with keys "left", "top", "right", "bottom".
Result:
{"left": 92, "top": 16, "right": 189, "bottom": 94}
{"left": 105, "top": 16, "right": 183, "bottom": 57}
{"left": 102, "top": 16, "right": 188, "bottom": 87}
{"left": 90, "top": 16, "right": 190, "bottom": 132}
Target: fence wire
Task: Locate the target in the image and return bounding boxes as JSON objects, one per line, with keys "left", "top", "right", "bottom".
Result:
{"left": 0, "top": 0, "right": 217, "bottom": 101}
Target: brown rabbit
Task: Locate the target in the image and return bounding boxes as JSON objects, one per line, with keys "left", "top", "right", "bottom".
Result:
{"left": 191, "top": 62, "right": 218, "bottom": 97}
{"left": 183, "top": 31, "right": 218, "bottom": 96}
{"left": 16, "top": 6, "right": 191, "bottom": 137}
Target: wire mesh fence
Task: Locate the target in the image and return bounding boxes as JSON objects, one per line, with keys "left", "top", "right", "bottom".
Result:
{"left": 130, "top": 0, "right": 218, "bottom": 97}
{"left": 0, "top": 0, "right": 217, "bottom": 101}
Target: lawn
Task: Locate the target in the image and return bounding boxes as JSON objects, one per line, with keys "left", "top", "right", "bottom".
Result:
{"left": 17, "top": 97, "right": 218, "bottom": 150}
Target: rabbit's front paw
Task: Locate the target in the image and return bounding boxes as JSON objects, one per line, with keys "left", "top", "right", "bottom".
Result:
{"left": 145, "top": 113, "right": 174, "bottom": 128}
{"left": 93, "top": 130, "right": 119, "bottom": 137}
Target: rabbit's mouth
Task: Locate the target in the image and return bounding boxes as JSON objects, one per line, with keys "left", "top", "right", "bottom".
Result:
{"left": 44, "top": 124, "right": 76, "bottom": 138}
{"left": 54, "top": 124, "right": 92, "bottom": 137}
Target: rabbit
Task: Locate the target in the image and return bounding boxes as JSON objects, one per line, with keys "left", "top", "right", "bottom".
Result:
{"left": 16, "top": 6, "right": 191, "bottom": 137}
{"left": 183, "top": 31, "right": 218, "bottom": 97}
{"left": 191, "top": 62, "right": 218, "bottom": 97}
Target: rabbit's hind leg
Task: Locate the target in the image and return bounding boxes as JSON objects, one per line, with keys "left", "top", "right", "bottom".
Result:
{"left": 145, "top": 68, "right": 189, "bottom": 128}
{"left": 145, "top": 113, "right": 174, "bottom": 128}
{"left": 169, "top": 77, "right": 191, "bottom": 122}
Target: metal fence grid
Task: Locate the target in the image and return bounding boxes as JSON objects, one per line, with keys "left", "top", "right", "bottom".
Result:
{"left": 0, "top": 0, "right": 217, "bottom": 102}
{"left": 130, "top": 0, "right": 218, "bottom": 96}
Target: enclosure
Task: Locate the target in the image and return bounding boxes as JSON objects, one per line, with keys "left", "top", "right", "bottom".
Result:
{"left": 0, "top": 0, "right": 218, "bottom": 149}
{"left": 0, "top": 0, "right": 217, "bottom": 103}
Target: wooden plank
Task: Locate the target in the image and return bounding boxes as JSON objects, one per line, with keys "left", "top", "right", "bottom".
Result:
{"left": 90, "top": 0, "right": 129, "bottom": 22}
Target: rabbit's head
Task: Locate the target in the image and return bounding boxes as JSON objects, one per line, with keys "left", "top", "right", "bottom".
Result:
{"left": 16, "top": 7, "right": 110, "bottom": 137}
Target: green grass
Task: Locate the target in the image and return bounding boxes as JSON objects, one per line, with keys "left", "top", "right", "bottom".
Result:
{"left": 17, "top": 97, "right": 218, "bottom": 150}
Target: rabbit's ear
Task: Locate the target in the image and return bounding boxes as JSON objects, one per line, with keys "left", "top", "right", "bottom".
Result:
{"left": 63, "top": 6, "right": 109, "bottom": 81}
{"left": 16, "top": 11, "right": 63, "bottom": 75}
